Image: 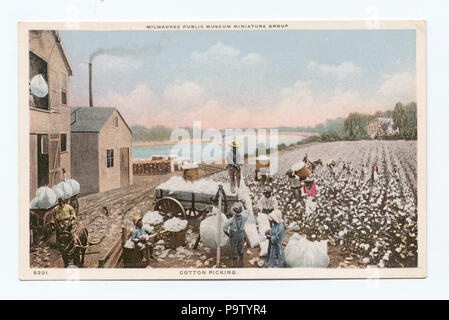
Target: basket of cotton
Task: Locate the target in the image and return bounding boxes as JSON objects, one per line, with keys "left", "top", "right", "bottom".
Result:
{"left": 163, "top": 217, "right": 188, "bottom": 249}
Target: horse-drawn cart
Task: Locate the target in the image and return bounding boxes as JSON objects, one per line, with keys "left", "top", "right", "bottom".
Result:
{"left": 29, "top": 179, "right": 81, "bottom": 245}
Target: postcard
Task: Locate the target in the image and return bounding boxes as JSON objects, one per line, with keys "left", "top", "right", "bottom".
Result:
{"left": 19, "top": 20, "right": 426, "bottom": 280}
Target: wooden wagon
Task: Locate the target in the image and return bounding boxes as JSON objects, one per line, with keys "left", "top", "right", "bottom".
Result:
{"left": 154, "top": 186, "right": 241, "bottom": 219}
{"left": 29, "top": 194, "right": 80, "bottom": 246}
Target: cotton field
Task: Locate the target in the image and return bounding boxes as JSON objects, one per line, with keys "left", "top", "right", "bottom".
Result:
{"left": 211, "top": 140, "right": 418, "bottom": 268}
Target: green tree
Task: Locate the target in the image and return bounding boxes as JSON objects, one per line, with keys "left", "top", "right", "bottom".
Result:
{"left": 392, "top": 102, "right": 407, "bottom": 136}
{"left": 404, "top": 102, "right": 417, "bottom": 139}
{"left": 344, "top": 112, "right": 370, "bottom": 138}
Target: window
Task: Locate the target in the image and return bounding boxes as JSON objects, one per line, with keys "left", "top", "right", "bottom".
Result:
{"left": 61, "top": 73, "right": 67, "bottom": 105}
{"left": 29, "top": 51, "right": 49, "bottom": 110}
{"left": 60, "top": 134, "right": 67, "bottom": 152}
{"left": 107, "top": 149, "right": 114, "bottom": 168}
{"left": 114, "top": 116, "right": 118, "bottom": 128}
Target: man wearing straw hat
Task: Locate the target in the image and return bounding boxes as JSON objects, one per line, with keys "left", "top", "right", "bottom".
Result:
{"left": 223, "top": 201, "right": 250, "bottom": 267}
{"left": 131, "top": 215, "right": 154, "bottom": 263}
{"left": 226, "top": 139, "right": 243, "bottom": 193}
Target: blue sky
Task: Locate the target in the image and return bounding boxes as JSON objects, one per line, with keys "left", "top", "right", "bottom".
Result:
{"left": 59, "top": 29, "right": 416, "bottom": 129}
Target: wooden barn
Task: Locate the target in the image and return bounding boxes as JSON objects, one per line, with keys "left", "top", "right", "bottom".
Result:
{"left": 70, "top": 107, "right": 133, "bottom": 194}
{"left": 29, "top": 30, "right": 73, "bottom": 200}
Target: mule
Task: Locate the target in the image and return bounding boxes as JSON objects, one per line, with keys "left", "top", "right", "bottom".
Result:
{"left": 58, "top": 224, "right": 104, "bottom": 268}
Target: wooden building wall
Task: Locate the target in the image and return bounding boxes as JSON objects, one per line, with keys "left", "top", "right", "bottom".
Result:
{"left": 70, "top": 132, "right": 99, "bottom": 194}
{"left": 29, "top": 31, "right": 71, "bottom": 199}
{"left": 98, "top": 111, "right": 133, "bottom": 193}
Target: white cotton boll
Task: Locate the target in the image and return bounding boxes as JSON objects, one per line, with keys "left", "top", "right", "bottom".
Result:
{"left": 199, "top": 211, "right": 229, "bottom": 249}
{"left": 163, "top": 217, "right": 188, "bottom": 232}
{"left": 142, "top": 211, "right": 164, "bottom": 225}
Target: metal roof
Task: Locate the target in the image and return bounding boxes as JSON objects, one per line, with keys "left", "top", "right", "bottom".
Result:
{"left": 70, "top": 106, "right": 116, "bottom": 132}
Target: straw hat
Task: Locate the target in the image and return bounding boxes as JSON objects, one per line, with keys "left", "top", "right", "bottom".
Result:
{"left": 133, "top": 215, "right": 142, "bottom": 225}
{"left": 231, "top": 203, "right": 243, "bottom": 216}
{"left": 268, "top": 210, "right": 282, "bottom": 224}
{"left": 230, "top": 140, "right": 240, "bottom": 148}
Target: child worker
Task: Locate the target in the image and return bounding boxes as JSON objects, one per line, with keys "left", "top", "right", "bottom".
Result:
{"left": 223, "top": 201, "right": 250, "bottom": 268}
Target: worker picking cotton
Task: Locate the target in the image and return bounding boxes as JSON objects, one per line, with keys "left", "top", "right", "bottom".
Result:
{"left": 265, "top": 210, "right": 286, "bottom": 268}
{"left": 131, "top": 215, "right": 154, "bottom": 263}
{"left": 256, "top": 186, "right": 278, "bottom": 215}
{"left": 226, "top": 139, "right": 243, "bottom": 193}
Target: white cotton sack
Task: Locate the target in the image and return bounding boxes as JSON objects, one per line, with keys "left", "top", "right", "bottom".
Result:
{"left": 52, "top": 185, "right": 65, "bottom": 200}
{"left": 259, "top": 239, "right": 269, "bottom": 257}
{"left": 163, "top": 217, "right": 188, "bottom": 232}
{"left": 244, "top": 223, "right": 259, "bottom": 248}
{"left": 257, "top": 214, "right": 271, "bottom": 239}
{"left": 30, "top": 186, "right": 57, "bottom": 209}
{"left": 30, "top": 74, "right": 48, "bottom": 98}
{"left": 56, "top": 181, "right": 74, "bottom": 199}
{"left": 142, "top": 211, "right": 164, "bottom": 225}
{"left": 66, "top": 179, "right": 80, "bottom": 195}
{"left": 257, "top": 213, "right": 271, "bottom": 257}
{"left": 285, "top": 233, "right": 329, "bottom": 268}
{"left": 199, "top": 211, "right": 229, "bottom": 249}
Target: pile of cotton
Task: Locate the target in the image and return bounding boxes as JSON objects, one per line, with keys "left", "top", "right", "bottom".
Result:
{"left": 285, "top": 233, "right": 329, "bottom": 268}
{"left": 157, "top": 176, "right": 233, "bottom": 195}
{"left": 142, "top": 211, "right": 164, "bottom": 225}
{"left": 199, "top": 210, "right": 229, "bottom": 249}
{"left": 30, "top": 186, "right": 57, "bottom": 209}
{"left": 162, "top": 217, "right": 188, "bottom": 232}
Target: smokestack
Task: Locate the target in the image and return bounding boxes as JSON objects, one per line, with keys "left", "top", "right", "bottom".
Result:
{"left": 89, "top": 63, "right": 93, "bottom": 107}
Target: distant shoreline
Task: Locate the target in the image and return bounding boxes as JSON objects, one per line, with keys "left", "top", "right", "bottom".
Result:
{"left": 132, "top": 131, "right": 317, "bottom": 147}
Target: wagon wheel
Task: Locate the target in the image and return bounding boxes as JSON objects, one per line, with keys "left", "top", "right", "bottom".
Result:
{"left": 154, "top": 197, "right": 186, "bottom": 220}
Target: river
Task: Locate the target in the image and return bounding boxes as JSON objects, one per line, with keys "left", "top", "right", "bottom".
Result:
{"left": 133, "top": 134, "right": 307, "bottom": 162}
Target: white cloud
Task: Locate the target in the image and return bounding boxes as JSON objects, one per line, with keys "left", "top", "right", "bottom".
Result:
{"left": 191, "top": 43, "right": 262, "bottom": 67}
{"left": 308, "top": 61, "right": 362, "bottom": 78}
{"left": 191, "top": 42, "right": 240, "bottom": 61}
{"left": 378, "top": 72, "right": 416, "bottom": 104}
{"left": 242, "top": 53, "right": 262, "bottom": 66}
{"left": 163, "top": 81, "right": 205, "bottom": 109}
{"left": 95, "top": 84, "right": 159, "bottom": 126}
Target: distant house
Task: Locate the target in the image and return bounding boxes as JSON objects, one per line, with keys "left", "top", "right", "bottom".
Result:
{"left": 29, "top": 30, "right": 73, "bottom": 200}
{"left": 366, "top": 117, "right": 398, "bottom": 138}
{"left": 70, "top": 107, "right": 133, "bottom": 194}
